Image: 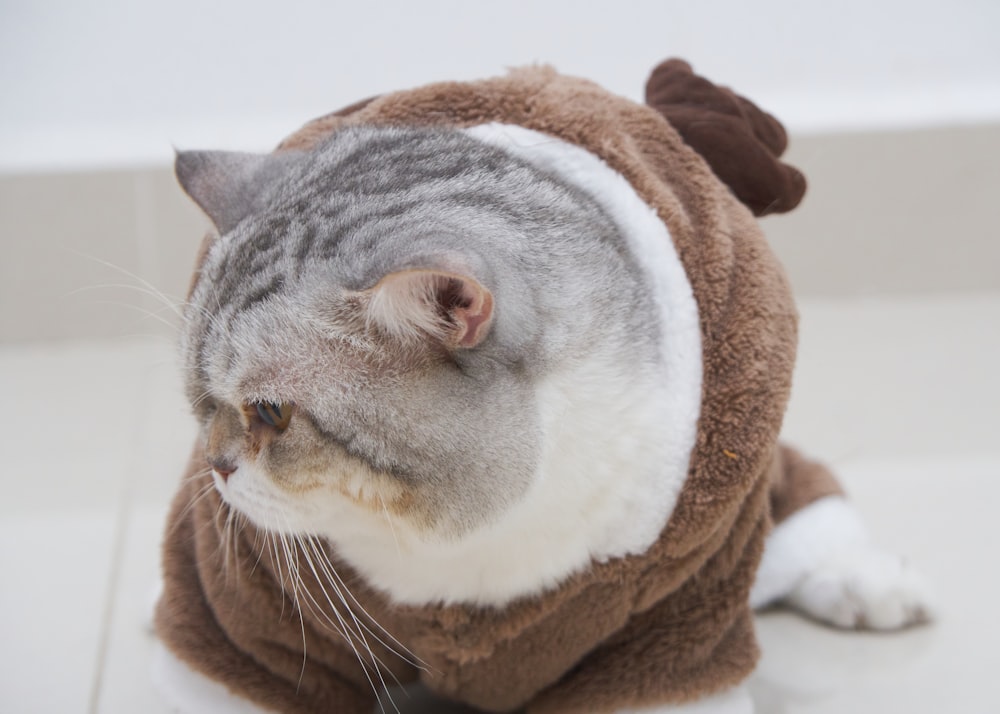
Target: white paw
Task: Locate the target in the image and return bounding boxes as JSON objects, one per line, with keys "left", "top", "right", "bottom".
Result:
{"left": 786, "top": 544, "right": 934, "bottom": 630}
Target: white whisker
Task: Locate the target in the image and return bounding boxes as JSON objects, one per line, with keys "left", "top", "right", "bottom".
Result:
{"left": 249, "top": 527, "right": 267, "bottom": 578}
{"left": 62, "top": 253, "right": 235, "bottom": 340}
{"left": 66, "top": 250, "right": 187, "bottom": 315}
{"left": 66, "top": 250, "right": 229, "bottom": 333}
{"left": 293, "top": 534, "right": 399, "bottom": 714}
{"left": 377, "top": 495, "right": 403, "bottom": 559}
{"left": 190, "top": 388, "right": 216, "bottom": 410}
{"left": 302, "top": 538, "right": 399, "bottom": 678}
{"left": 271, "top": 529, "right": 310, "bottom": 691}
{"left": 65, "top": 281, "right": 183, "bottom": 314}
{"left": 68, "top": 296, "right": 182, "bottom": 332}
{"left": 168, "top": 478, "right": 216, "bottom": 537}
{"left": 305, "top": 534, "right": 429, "bottom": 673}
{"left": 221, "top": 507, "right": 234, "bottom": 579}
{"left": 269, "top": 532, "right": 288, "bottom": 608}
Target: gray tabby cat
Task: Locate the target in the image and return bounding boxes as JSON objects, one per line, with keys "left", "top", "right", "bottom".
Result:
{"left": 164, "top": 123, "right": 929, "bottom": 714}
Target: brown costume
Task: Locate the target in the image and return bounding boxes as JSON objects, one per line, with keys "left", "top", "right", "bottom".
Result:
{"left": 157, "top": 59, "right": 842, "bottom": 713}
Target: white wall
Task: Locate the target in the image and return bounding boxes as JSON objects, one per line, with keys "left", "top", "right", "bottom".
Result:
{"left": 2, "top": 0, "right": 999, "bottom": 171}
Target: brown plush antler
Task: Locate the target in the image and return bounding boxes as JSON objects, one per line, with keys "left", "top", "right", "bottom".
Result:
{"left": 645, "top": 59, "right": 806, "bottom": 216}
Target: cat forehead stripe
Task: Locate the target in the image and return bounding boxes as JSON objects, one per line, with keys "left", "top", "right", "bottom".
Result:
{"left": 191, "top": 127, "right": 618, "bottom": 317}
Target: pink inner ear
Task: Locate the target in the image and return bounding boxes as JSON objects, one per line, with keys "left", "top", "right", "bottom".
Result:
{"left": 452, "top": 281, "right": 494, "bottom": 348}
{"left": 366, "top": 269, "right": 494, "bottom": 348}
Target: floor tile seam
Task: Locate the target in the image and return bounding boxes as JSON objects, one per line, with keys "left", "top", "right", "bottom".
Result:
{"left": 87, "top": 354, "right": 160, "bottom": 714}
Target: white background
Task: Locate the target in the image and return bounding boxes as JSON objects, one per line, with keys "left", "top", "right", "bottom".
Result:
{"left": 2, "top": 0, "right": 999, "bottom": 171}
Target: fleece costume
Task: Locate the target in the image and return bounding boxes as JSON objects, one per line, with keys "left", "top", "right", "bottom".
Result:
{"left": 156, "top": 59, "right": 843, "bottom": 713}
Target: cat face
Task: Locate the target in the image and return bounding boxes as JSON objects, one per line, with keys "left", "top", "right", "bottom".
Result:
{"left": 186, "top": 268, "right": 537, "bottom": 542}
{"left": 177, "top": 125, "right": 701, "bottom": 604}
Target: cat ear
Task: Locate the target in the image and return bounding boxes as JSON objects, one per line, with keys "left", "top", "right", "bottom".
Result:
{"left": 364, "top": 269, "right": 494, "bottom": 349}
{"left": 174, "top": 149, "right": 301, "bottom": 234}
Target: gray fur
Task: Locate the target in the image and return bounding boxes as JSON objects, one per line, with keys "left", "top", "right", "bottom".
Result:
{"left": 180, "top": 126, "right": 660, "bottom": 538}
{"left": 175, "top": 149, "right": 306, "bottom": 234}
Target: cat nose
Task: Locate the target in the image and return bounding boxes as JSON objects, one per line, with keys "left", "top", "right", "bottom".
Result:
{"left": 209, "top": 457, "right": 237, "bottom": 482}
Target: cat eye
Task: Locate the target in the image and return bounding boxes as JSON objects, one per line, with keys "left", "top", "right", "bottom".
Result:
{"left": 251, "top": 401, "right": 293, "bottom": 432}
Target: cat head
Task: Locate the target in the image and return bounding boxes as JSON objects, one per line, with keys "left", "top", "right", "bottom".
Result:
{"left": 175, "top": 126, "right": 663, "bottom": 567}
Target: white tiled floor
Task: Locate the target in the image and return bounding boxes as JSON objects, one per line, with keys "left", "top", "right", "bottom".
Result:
{"left": 1, "top": 295, "right": 998, "bottom": 714}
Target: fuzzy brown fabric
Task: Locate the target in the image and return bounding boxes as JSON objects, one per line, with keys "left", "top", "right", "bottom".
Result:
{"left": 644, "top": 58, "right": 807, "bottom": 216}
{"left": 157, "top": 60, "right": 841, "bottom": 713}
{"left": 769, "top": 445, "right": 845, "bottom": 525}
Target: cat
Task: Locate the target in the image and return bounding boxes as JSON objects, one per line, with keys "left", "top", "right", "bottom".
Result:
{"left": 154, "top": 62, "right": 932, "bottom": 714}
